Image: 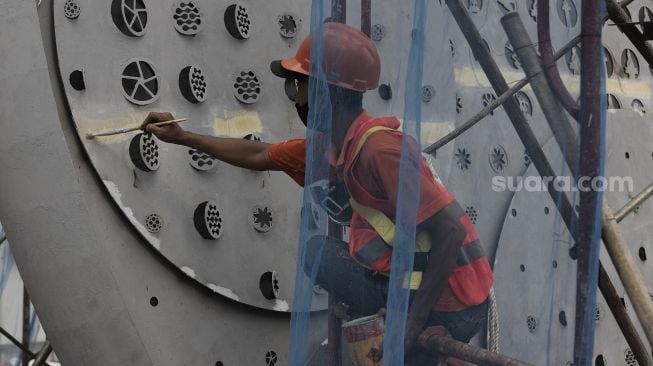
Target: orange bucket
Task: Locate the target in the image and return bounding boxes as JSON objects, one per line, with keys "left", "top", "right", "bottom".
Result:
{"left": 342, "top": 314, "right": 385, "bottom": 366}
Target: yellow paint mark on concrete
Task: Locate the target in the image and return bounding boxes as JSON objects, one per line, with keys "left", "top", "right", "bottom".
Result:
{"left": 213, "top": 110, "right": 263, "bottom": 138}
{"left": 76, "top": 112, "right": 150, "bottom": 145}
{"left": 454, "top": 67, "right": 650, "bottom": 99}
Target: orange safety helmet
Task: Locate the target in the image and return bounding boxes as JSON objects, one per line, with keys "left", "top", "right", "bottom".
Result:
{"left": 270, "top": 22, "right": 381, "bottom": 92}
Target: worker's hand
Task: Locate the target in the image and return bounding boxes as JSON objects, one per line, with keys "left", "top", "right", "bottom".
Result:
{"left": 404, "top": 317, "right": 422, "bottom": 355}
{"left": 140, "top": 112, "right": 187, "bottom": 144}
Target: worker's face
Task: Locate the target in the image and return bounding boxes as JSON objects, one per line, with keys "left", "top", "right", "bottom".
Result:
{"left": 294, "top": 78, "right": 309, "bottom": 126}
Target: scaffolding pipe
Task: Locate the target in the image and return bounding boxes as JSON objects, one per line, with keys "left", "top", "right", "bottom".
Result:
{"left": 537, "top": 0, "right": 580, "bottom": 120}
{"left": 0, "top": 327, "right": 36, "bottom": 358}
{"left": 502, "top": 12, "right": 579, "bottom": 174}
{"left": 32, "top": 341, "right": 53, "bottom": 366}
{"left": 331, "top": 0, "right": 346, "bottom": 23}
{"left": 607, "top": 0, "right": 653, "bottom": 67}
{"left": 361, "top": 0, "right": 371, "bottom": 37}
{"left": 602, "top": 203, "right": 653, "bottom": 348}
{"left": 599, "top": 265, "right": 653, "bottom": 366}
{"left": 22, "top": 288, "right": 30, "bottom": 366}
{"left": 615, "top": 182, "right": 653, "bottom": 222}
{"left": 418, "top": 327, "right": 534, "bottom": 366}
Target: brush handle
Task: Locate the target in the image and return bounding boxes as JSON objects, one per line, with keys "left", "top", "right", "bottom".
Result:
{"left": 86, "top": 118, "right": 187, "bottom": 138}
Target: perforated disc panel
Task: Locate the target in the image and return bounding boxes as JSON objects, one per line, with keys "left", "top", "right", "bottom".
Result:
{"left": 53, "top": 0, "right": 321, "bottom": 311}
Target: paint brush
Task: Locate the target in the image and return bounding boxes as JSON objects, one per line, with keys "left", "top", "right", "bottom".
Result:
{"left": 85, "top": 118, "right": 188, "bottom": 139}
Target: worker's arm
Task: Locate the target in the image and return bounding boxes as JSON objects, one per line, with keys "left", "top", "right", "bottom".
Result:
{"left": 404, "top": 208, "right": 466, "bottom": 353}
{"left": 141, "top": 112, "right": 279, "bottom": 171}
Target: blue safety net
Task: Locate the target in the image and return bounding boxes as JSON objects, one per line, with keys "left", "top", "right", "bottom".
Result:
{"left": 286, "top": 1, "right": 606, "bottom": 365}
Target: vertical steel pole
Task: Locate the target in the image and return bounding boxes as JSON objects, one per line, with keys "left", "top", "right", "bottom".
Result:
{"left": 22, "top": 287, "right": 30, "bottom": 366}
{"left": 331, "top": 0, "right": 346, "bottom": 23}
{"left": 361, "top": 0, "right": 371, "bottom": 37}
{"left": 573, "top": 0, "right": 604, "bottom": 364}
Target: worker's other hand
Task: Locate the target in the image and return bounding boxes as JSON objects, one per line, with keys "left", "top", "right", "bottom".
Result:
{"left": 141, "top": 112, "right": 186, "bottom": 144}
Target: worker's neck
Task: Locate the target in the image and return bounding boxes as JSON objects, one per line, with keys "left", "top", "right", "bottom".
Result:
{"left": 332, "top": 107, "right": 363, "bottom": 151}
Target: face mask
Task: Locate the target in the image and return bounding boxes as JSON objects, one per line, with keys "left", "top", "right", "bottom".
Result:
{"left": 295, "top": 103, "right": 309, "bottom": 126}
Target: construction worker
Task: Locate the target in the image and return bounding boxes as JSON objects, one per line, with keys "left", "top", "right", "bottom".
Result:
{"left": 142, "top": 22, "right": 493, "bottom": 364}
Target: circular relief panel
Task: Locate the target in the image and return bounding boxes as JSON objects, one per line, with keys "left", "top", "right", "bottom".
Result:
{"left": 621, "top": 48, "right": 640, "bottom": 79}
{"left": 63, "top": 0, "right": 81, "bottom": 20}
{"left": 482, "top": 92, "right": 497, "bottom": 115}
{"left": 243, "top": 133, "right": 261, "bottom": 141}
{"left": 565, "top": 46, "right": 581, "bottom": 75}
{"left": 129, "top": 133, "right": 160, "bottom": 172}
{"left": 193, "top": 201, "right": 223, "bottom": 240}
{"left": 265, "top": 350, "right": 278, "bottom": 366}
{"left": 604, "top": 47, "right": 614, "bottom": 78}
{"left": 497, "top": 0, "right": 517, "bottom": 14}
{"left": 260, "top": 271, "right": 280, "bottom": 300}
{"left": 526, "top": 315, "right": 538, "bottom": 333}
{"left": 251, "top": 205, "right": 273, "bottom": 233}
{"left": 505, "top": 41, "right": 520, "bottom": 69}
{"left": 179, "top": 66, "right": 207, "bottom": 104}
{"left": 466, "top": 0, "right": 483, "bottom": 14}
{"left": 187, "top": 148, "right": 217, "bottom": 171}
{"left": 224, "top": 3, "right": 251, "bottom": 40}
{"left": 527, "top": 0, "right": 537, "bottom": 21}
{"left": 145, "top": 213, "right": 163, "bottom": 233}
{"left": 455, "top": 147, "right": 471, "bottom": 171}
{"left": 233, "top": 70, "right": 262, "bottom": 104}
{"left": 173, "top": 1, "right": 203, "bottom": 36}
{"left": 371, "top": 24, "right": 386, "bottom": 42}
{"left": 111, "top": 0, "right": 148, "bottom": 37}
{"left": 465, "top": 206, "right": 478, "bottom": 224}
{"left": 557, "top": 0, "right": 578, "bottom": 28}
{"left": 278, "top": 13, "right": 299, "bottom": 38}
{"left": 489, "top": 145, "right": 508, "bottom": 173}
{"left": 120, "top": 58, "right": 160, "bottom": 105}
{"left": 639, "top": 6, "right": 653, "bottom": 33}
{"left": 456, "top": 94, "right": 463, "bottom": 114}
{"left": 515, "top": 91, "right": 533, "bottom": 119}
{"left": 422, "top": 85, "right": 435, "bottom": 103}
{"left": 632, "top": 99, "right": 646, "bottom": 116}
{"left": 607, "top": 94, "right": 621, "bottom": 110}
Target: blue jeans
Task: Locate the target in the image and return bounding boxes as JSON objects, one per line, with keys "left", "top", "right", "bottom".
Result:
{"left": 304, "top": 235, "right": 488, "bottom": 343}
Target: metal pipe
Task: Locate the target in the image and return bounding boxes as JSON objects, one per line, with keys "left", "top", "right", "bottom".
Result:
{"left": 615, "top": 182, "right": 653, "bottom": 222}
{"left": 599, "top": 265, "right": 653, "bottom": 366}
{"left": 22, "top": 288, "right": 30, "bottom": 366}
{"left": 607, "top": 0, "right": 653, "bottom": 67}
{"left": 32, "top": 341, "right": 53, "bottom": 366}
{"left": 331, "top": 0, "right": 346, "bottom": 23}
{"left": 0, "top": 327, "right": 36, "bottom": 358}
{"left": 572, "top": 1, "right": 604, "bottom": 363}
{"left": 537, "top": 0, "right": 580, "bottom": 120}
{"left": 327, "top": 222, "right": 343, "bottom": 366}
{"left": 602, "top": 203, "right": 653, "bottom": 348}
{"left": 502, "top": 12, "right": 579, "bottom": 175}
{"left": 361, "top": 0, "right": 371, "bottom": 37}
{"left": 418, "top": 327, "right": 534, "bottom": 366}
{"left": 424, "top": 35, "right": 580, "bottom": 154}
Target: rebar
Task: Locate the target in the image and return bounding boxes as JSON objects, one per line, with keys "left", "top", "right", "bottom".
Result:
{"left": 32, "top": 341, "right": 53, "bottom": 366}
{"left": 0, "top": 327, "right": 35, "bottom": 358}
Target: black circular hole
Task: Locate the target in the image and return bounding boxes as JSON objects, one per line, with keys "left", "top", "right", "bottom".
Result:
{"left": 639, "top": 247, "right": 647, "bottom": 261}
{"left": 544, "top": 207, "right": 550, "bottom": 215}
{"left": 620, "top": 297, "right": 626, "bottom": 308}
{"left": 215, "top": 362, "right": 224, "bottom": 366}
{"left": 520, "top": 264, "right": 526, "bottom": 272}
{"left": 511, "top": 208, "right": 517, "bottom": 217}
{"left": 559, "top": 310, "right": 568, "bottom": 326}
{"left": 625, "top": 152, "right": 630, "bottom": 159}
{"left": 150, "top": 296, "right": 158, "bottom": 307}
{"left": 595, "top": 355, "right": 606, "bottom": 366}
{"left": 553, "top": 260, "right": 558, "bottom": 268}
{"left": 378, "top": 84, "right": 392, "bottom": 101}
{"left": 69, "top": 70, "right": 86, "bottom": 91}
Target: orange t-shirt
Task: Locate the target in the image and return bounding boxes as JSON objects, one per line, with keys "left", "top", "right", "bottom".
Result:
{"left": 267, "top": 139, "right": 307, "bottom": 186}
